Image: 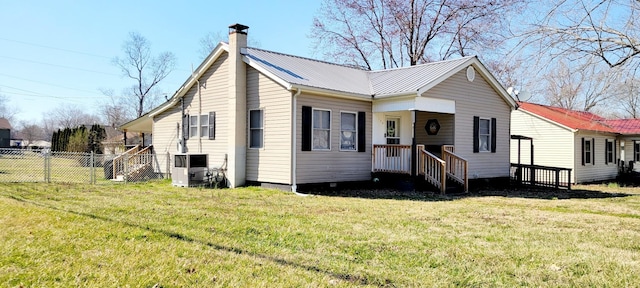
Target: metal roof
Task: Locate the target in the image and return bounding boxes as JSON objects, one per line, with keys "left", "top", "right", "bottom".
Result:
{"left": 243, "top": 48, "right": 372, "bottom": 97}
{"left": 368, "top": 56, "right": 475, "bottom": 96}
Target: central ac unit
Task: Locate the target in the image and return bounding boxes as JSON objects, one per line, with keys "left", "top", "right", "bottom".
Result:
{"left": 172, "top": 153, "right": 208, "bottom": 187}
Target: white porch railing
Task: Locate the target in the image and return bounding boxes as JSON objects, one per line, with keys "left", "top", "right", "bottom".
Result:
{"left": 112, "top": 145, "right": 154, "bottom": 180}
{"left": 417, "top": 144, "right": 446, "bottom": 193}
{"left": 442, "top": 148, "right": 468, "bottom": 192}
{"left": 372, "top": 144, "right": 412, "bottom": 174}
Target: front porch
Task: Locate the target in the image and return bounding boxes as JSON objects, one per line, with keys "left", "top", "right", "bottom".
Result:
{"left": 372, "top": 144, "right": 468, "bottom": 193}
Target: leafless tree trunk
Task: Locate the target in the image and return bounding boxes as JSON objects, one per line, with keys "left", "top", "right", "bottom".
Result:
{"left": 113, "top": 32, "right": 176, "bottom": 117}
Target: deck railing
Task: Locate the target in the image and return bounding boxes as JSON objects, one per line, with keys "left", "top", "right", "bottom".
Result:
{"left": 442, "top": 149, "right": 469, "bottom": 192}
{"left": 372, "top": 144, "right": 412, "bottom": 174}
{"left": 417, "top": 145, "right": 446, "bottom": 194}
{"left": 112, "top": 145, "right": 154, "bottom": 180}
{"left": 510, "top": 163, "right": 572, "bottom": 190}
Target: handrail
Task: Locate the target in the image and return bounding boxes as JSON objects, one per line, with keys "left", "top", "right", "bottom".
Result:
{"left": 113, "top": 145, "right": 140, "bottom": 179}
{"left": 442, "top": 149, "right": 468, "bottom": 192}
{"left": 442, "top": 145, "right": 455, "bottom": 154}
{"left": 419, "top": 148, "right": 446, "bottom": 194}
{"left": 372, "top": 144, "right": 412, "bottom": 174}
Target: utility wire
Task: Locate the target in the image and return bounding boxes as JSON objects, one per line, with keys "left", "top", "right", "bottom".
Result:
{"left": 0, "top": 37, "right": 111, "bottom": 59}
{"left": 0, "top": 55, "right": 120, "bottom": 77}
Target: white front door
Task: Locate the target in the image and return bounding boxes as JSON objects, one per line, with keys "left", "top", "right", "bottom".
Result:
{"left": 386, "top": 117, "right": 400, "bottom": 145}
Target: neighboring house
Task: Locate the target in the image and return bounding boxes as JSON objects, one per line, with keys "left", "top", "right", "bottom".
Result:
{"left": 121, "top": 24, "right": 517, "bottom": 191}
{"left": 0, "top": 118, "right": 10, "bottom": 148}
{"left": 511, "top": 102, "right": 619, "bottom": 184}
{"left": 600, "top": 119, "right": 640, "bottom": 171}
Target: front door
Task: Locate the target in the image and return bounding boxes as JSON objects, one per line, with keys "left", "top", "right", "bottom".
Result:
{"left": 386, "top": 117, "right": 400, "bottom": 144}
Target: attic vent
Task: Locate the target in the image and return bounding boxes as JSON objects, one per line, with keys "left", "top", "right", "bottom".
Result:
{"left": 466, "top": 66, "right": 475, "bottom": 82}
{"left": 229, "top": 23, "right": 249, "bottom": 34}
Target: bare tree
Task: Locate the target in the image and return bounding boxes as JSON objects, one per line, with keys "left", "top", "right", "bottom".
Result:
{"left": 113, "top": 32, "right": 176, "bottom": 117}
{"left": 617, "top": 74, "right": 640, "bottom": 118}
{"left": 18, "top": 121, "right": 44, "bottom": 147}
{"left": 46, "top": 105, "right": 101, "bottom": 130}
{"left": 525, "top": 0, "right": 640, "bottom": 69}
{"left": 0, "top": 93, "right": 18, "bottom": 123}
{"left": 99, "top": 88, "right": 135, "bottom": 127}
{"left": 311, "top": 0, "right": 526, "bottom": 69}
{"left": 543, "top": 57, "right": 619, "bottom": 112}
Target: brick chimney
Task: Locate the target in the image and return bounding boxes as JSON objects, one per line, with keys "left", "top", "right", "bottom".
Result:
{"left": 227, "top": 23, "right": 248, "bottom": 188}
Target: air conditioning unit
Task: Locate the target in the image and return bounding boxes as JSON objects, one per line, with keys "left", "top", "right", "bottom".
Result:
{"left": 172, "top": 154, "right": 208, "bottom": 187}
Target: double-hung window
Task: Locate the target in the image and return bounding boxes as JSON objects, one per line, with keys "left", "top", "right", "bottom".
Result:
{"left": 313, "top": 109, "right": 331, "bottom": 150}
{"left": 605, "top": 140, "right": 614, "bottom": 164}
{"left": 189, "top": 115, "right": 198, "bottom": 138}
{"left": 584, "top": 138, "right": 593, "bottom": 165}
{"left": 340, "top": 112, "right": 357, "bottom": 151}
{"left": 478, "top": 118, "right": 491, "bottom": 152}
{"left": 200, "top": 114, "right": 209, "bottom": 138}
{"left": 249, "top": 109, "right": 263, "bottom": 148}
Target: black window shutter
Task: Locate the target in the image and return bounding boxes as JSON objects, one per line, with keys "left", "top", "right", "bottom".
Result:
{"left": 301, "top": 106, "right": 312, "bottom": 151}
{"left": 357, "top": 111, "right": 366, "bottom": 152}
{"left": 605, "top": 139, "right": 608, "bottom": 164}
{"left": 614, "top": 140, "right": 617, "bottom": 164}
{"left": 592, "top": 138, "right": 595, "bottom": 165}
{"left": 183, "top": 114, "right": 189, "bottom": 140}
{"left": 209, "top": 111, "right": 216, "bottom": 140}
{"left": 491, "top": 118, "right": 497, "bottom": 153}
{"left": 473, "top": 116, "right": 479, "bottom": 153}
{"left": 581, "top": 138, "right": 585, "bottom": 166}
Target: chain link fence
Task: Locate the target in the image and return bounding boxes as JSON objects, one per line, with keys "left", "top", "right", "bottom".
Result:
{"left": 0, "top": 148, "right": 168, "bottom": 184}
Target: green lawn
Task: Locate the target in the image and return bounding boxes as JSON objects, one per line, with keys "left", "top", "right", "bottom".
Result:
{"left": 1, "top": 181, "right": 639, "bottom": 287}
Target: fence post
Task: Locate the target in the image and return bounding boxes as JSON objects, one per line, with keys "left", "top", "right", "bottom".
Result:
{"left": 124, "top": 154, "right": 128, "bottom": 184}
{"left": 43, "top": 152, "right": 48, "bottom": 183}
{"left": 555, "top": 169, "right": 560, "bottom": 189}
{"left": 90, "top": 151, "right": 95, "bottom": 184}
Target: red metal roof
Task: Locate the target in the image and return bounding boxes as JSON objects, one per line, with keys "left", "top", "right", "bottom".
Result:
{"left": 518, "top": 102, "right": 616, "bottom": 133}
{"left": 602, "top": 119, "right": 640, "bottom": 135}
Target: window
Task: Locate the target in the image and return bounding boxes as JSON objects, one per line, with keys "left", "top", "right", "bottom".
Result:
{"left": 605, "top": 140, "right": 614, "bottom": 164}
{"left": 189, "top": 115, "right": 198, "bottom": 138}
{"left": 313, "top": 109, "right": 331, "bottom": 150}
{"left": 200, "top": 114, "right": 209, "bottom": 138}
{"left": 478, "top": 118, "right": 491, "bottom": 152}
{"left": 582, "top": 138, "right": 594, "bottom": 165}
{"left": 635, "top": 141, "right": 640, "bottom": 162}
{"left": 473, "top": 116, "right": 496, "bottom": 153}
{"left": 249, "top": 109, "right": 263, "bottom": 148}
{"left": 340, "top": 112, "right": 357, "bottom": 151}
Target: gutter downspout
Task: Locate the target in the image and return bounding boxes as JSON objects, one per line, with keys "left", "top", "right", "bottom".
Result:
{"left": 292, "top": 89, "right": 308, "bottom": 196}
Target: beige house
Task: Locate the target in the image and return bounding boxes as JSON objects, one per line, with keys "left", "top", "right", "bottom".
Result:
{"left": 511, "top": 102, "right": 619, "bottom": 184}
{"left": 121, "top": 24, "right": 517, "bottom": 192}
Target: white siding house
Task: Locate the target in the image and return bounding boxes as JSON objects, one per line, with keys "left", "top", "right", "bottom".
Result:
{"left": 511, "top": 102, "right": 619, "bottom": 184}
{"left": 120, "top": 23, "right": 517, "bottom": 192}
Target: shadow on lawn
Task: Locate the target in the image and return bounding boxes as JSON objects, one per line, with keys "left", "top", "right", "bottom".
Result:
{"left": 299, "top": 182, "right": 634, "bottom": 201}
{"left": 5, "top": 194, "right": 393, "bottom": 287}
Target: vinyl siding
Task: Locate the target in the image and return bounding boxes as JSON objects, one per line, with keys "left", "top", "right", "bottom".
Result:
{"left": 415, "top": 112, "right": 454, "bottom": 147}
{"left": 152, "top": 53, "right": 230, "bottom": 174}
{"left": 574, "top": 131, "right": 618, "bottom": 183}
{"left": 246, "top": 67, "right": 292, "bottom": 184}
{"left": 296, "top": 93, "right": 372, "bottom": 184}
{"left": 421, "top": 68, "right": 512, "bottom": 178}
{"left": 152, "top": 105, "right": 182, "bottom": 174}
{"left": 510, "top": 109, "right": 575, "bottom": 182}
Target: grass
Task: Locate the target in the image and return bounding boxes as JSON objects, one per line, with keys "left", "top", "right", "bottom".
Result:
{"left": 1, "top": 181, "right": 640, "bottom": 287}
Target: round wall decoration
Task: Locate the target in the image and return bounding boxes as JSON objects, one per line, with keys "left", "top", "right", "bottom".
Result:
{"left": 425, "top": 119, "right": 440, "bottom": 135}
{"left": 466, "top": 66, "right": 475, "bottom": 82}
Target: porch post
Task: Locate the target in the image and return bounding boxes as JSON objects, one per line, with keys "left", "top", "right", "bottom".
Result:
{"left": 411, "top": 110, "right": 417, "bottom": 177}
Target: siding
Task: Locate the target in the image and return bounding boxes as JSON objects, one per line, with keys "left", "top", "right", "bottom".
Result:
{"left": 573, "top": 131, "right": 618, "bottom": 183}
{"left": 510, "top": 109, "right": 574, "bottom": 170}
{"left": 153, "top": 105, "right": 182, "bottom": 174}
{"left": 421, "top": 68, "right": 513, "bottom": 178}
{"left": 415, "top": 112, "right": 454, "bottom": 147}
{"left": 296, "top": 93, "right": 372, "bottom": 184}
{"left": 152, "top": 53, "right": 230, "bottom": 174}
{"left": 246, "top": 67, "right": 292, "bottom": 184}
